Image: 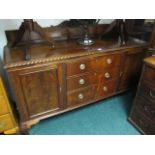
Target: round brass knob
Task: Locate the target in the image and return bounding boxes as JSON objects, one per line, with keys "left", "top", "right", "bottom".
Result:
{"left": 79, "top": 79, "right": 85, "bottom": 85}
{"left": 78, "top": 93, "right": 84, "bottom": 99}
{"left": 79, "top": 64, "right": 86, "bottom": 70}
{"left": 107, "top": 58, "right": 112, "bottom": 64}
{"left": 104, "top": 72, "right": 110, "bottom": 79}
{"left": 103, "top": 86, "right": 108, "bottom": 92}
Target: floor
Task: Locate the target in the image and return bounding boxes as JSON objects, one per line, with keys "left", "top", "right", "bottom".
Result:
{"left": 29, "top": 91, "right": 141, "bottom": 135}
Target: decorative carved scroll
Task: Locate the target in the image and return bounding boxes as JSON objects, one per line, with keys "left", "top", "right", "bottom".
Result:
{"left": 11, "top": 19, "right": 53, "bottom": 60}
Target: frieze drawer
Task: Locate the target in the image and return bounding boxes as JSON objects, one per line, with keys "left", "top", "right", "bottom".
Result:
{"left": 67, "top": 58, "right": 95, "bottom": 77}
{"left": 66, "top": 54, "right": 121, "bottom": 77}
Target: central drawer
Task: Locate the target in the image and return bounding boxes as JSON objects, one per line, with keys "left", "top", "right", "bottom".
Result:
{"left": 67, "top": 58, "right": 95, "bottom": 77}
{"left": 67, "top": 79, "right": 118, "bottom": 108}
{"left": 66, "top": 53, "right": 121, "bottom": 77}
{"left": 67, "top": 85, "right": 96, "bottom": 107}
{"left": 67, "top": 67, "right": 120, "bottom": 91}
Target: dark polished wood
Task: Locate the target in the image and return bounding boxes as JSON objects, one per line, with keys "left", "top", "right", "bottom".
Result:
{"left": 7, "top": 64, "right": 63, "bottom": 121}
{"left": 129, "top": 107, "right": 155, "bottom": 135}
{"left": 67, "top": 67, "right": 120, "bottom": 91}
{"left": 129, "top": 56, "right": 155, "bottom": 135}
{"left": 150, "top": 20, "right": 155, "bottom": 48}
{"left": 94, "top": 79, "right": 118, "bottom": 99}
{"left": 67, "top": 85, "right": 95, "bottom": 107}
{"left": 3, "top": 22, "right": 149, "bottom": 132}
{"left": 143, "top": 64, "right": 155, "bottom": 82}
{"left": 102, "top": 19, "right": 129, "bottom": 45}
{"left": 118, "top": 48, "right": 146, "bottom": 90}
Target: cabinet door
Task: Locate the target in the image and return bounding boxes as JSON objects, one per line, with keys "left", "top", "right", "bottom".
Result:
{"left": 8, "top": 64, "right": 62, "bottom": 120}
{"left": 118, "top": 49, "right": 146, "bottom": 90}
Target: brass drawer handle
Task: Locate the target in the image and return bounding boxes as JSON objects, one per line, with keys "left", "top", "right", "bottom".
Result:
{"left": 78, "top": 93, "right": 84, "bottom": 100}
{"left": 106, "top": 58, "right": 112, "bottom": 64}
{"left": 104, "top": 72, "right": 110, "bottom": 79}
{"left": 79, "top": 64, "right": 86, "bottom": 70}
{"left": 79, "top": 79, "right": 85, "bottom": 85}
{"left": 103, "top": 86, "right": 108, "bottom": 92}
{"left": 0, "top": 122, "right": 6, "bottom": 129}
{"left": 150, "top": 90, "right": 155, "bottom": 100}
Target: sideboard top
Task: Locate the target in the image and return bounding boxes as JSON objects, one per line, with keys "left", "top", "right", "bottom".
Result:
{"left": 3, "top": 38, "right": 148, "bottom": 69}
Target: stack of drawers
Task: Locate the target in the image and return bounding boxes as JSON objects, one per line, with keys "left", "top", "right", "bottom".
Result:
{"left": 129, "top": 56, "right": 155, "bottom": 134}
{"left": 66, "top": 53, "right": 121, "bottom": 108}
{"left": 0, "top": 76, "right": 18, "bottom": 134}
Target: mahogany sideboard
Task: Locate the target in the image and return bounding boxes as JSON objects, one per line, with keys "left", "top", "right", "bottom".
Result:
{"left": 129, "top": 56, "right": 155, "bottom": 134}
{"left": 3, "top": 37, "right": 148, "bottom": 132}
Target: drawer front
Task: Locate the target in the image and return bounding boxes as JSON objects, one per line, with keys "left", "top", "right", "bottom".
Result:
{"left": 95, "top": 80, "right": 118, "bottom": 99}
{"left": 138, "top": 81, "right": 155, "bottom": 102}
{"left": 67, "top": 58, "right": 95, "bottom": 77}
{"left": 67, "top": 54, "right": 121, "bottom": 77}
{"left": 67, "top": 86, "right": 95, "bottom": 107}
{"left": 100, "top": 67, "right": 120, "bottom": 82}
{"left": 95, "top": 54, "right": 121, "bottom": 71}
{"left": 67, "top": 67, "right": 120, "bottom": 92}
{"left": 0, "top": 114, "right": 14, "bottom": 133}
{"left": 130, "top": 108, "right": 155, "bottom": 135}
{"left": 143, "top": 65, "right": 155, "bottom": 83}
{"left": 134, "top": 96, "right": 155, "bottom": 123}
{"left": 67, "top": 72, "right": 98, "bottom": 91}
{"left": 0, "top": 96, "right": 9, "bottom": 115}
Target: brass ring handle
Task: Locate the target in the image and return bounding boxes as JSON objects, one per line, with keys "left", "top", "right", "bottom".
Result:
{"left": 78, "top": 93, "right": 84, "bottom": 99}
{"left": 79, "top": 79, "right": 85, "bottom": 85}
{"left": 150, "top": 90, "right": 155, "bottom": 99}
{"left": 104, "top": 72, "right": 110, "bottom": 79}
{"left": 106, "top": 58, "right": 112, "bottom": 64}
{"left": 79, "top": 64, "right": 86, "bottom": 70}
